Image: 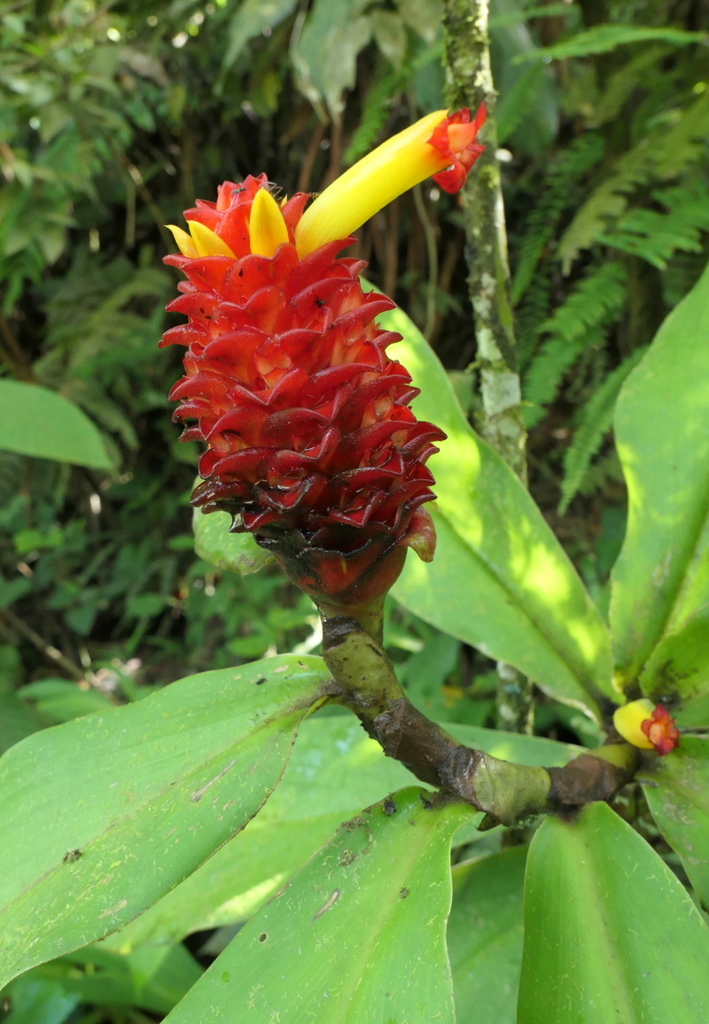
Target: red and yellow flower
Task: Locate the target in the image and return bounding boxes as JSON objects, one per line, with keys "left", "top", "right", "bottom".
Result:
{"left": 161, "top": 107, "right": 485, "bottom": 616}
{"left": 613, "top": 699, "right": 680, "bottom": 755}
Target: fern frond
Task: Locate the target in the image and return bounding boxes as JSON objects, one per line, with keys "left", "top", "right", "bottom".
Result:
{"left": 512, "top": 134, "right": 604, "bottom": 303}
{"left": 524, "top": 330, "right": 604, "bottom": 428}
{"left": 523, "top": 261, "right": 627, "bottom": 425}
{"left": 344, "top": 40, "right": 441, "bottom": 165}
{"left": 598, "top": 180, "right": 709, "bottom": 269}
{"left": 559, "top": 347, "right": 647, "bottom": 512}
{"left": 575, "top": 449, "right": 623, "bottom": 498}
{"left": 344, "top": 69, "right": 403, "bottom": 166}
{"left": 537, "top": 260, "right": 628, "bottom": 344}
{"left": 662, "top": 249, "right": 708, "bottom": 307}
{"left": 559, "top": 92, "right": 709, "bottom": 269}
{"left": 497, "top": 63, "right": 548, "bottom": 144}
{"left": 590, "top": 45, "right": 668, "bottom": 127}
{"left": 517, "top": 269, "right": 553, "bottom": 369}
{"left": 520, "top": 24, "right": 705, "bottom": 62}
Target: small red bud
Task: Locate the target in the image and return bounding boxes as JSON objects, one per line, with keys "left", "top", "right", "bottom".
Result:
{"left": 640, "top": 704, "right": 680, "bottom": 756}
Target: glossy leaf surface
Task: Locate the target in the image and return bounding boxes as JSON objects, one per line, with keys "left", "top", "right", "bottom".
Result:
{"left": 164, "top": 788, "right": 475, "bottom": 1024}
{"left": 643, "top": 736, "right": 709, "bottom": 907}
{"left": 0, "top": 656, "right": 330, "bottom": 986}
{"left": 448, "top": 847, "right": 526, "bottom": 1024}
{"left": 519, "top": 801, "right": 709, "bottom": 1023}
{"left": 107, "top": 717, "right": 577, "bottom": 948}
{"left": 0, "top": 379, "right": 112, "bottom": 469}
{"left": 611, "top": 260, "right": 709, "bottom": 701}
{"left": 383, "top": 301, "right": 612, "bottom": 715}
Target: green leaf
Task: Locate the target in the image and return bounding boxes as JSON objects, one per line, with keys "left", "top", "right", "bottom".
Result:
{"left": 0, "top": 380, "right": 113, "bottom": 469}
{"left": 610, "top": 260, "right": 709, "bottom": 700}
{"left": 107, "top": 717, "right": 578, "bottom": 949}
{"left": 519, "top": 802, "right": 709, "bottom": 1024}
{"left": 192, "top": 505, "right": 273, "bottom": 575}
{"left": 163, "top": 788, "right": 474, "bottom": 1024}
{"left": 0, "top": 975, "right": 79, "bottom": 1024}
{"left": 0, "top": 681, "right": 43, "bottom": 755}
{"left": 448, "top": 847, "right": 526, "bottom": 1024}
{"left": 221, "top": 0, "right": 299, "bottom": 70}
{"left": 559, "top": 347, "right": 647, "bottom": 513}
{"left": 641, "top": 611, "right": 709, "bottom": 713}
{"left": 381, "top": 302, "right": 613, "bottom": 716}
{"left": 291, "top": 0, "right": 372, "bottom": 117}
{"left": 518, "top": 23, "right": 706, "bottom": 61}
{"left": 17, "top": 679, "right": 113, "bottom": 724}
{"left": 5, "top": 943, "right": 203, "bottom": 1018}
{"left": 643, "top": 737, "right": 709, "bottom": 908}
{"left": 0, "top": 655, "right": 331, "bottom": 987}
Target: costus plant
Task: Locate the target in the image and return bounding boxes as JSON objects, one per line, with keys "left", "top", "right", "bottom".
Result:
{"left": 1, "top": 98, "right": 708, "bottom": 1024}
{"left": 160, "top": 107, "right": 485, "bottom": 632}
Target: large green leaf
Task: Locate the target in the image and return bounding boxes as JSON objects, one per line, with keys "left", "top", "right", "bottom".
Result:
{"left": 519, "top": 801, "right": 709, "bottom": 1024}
{"left": 611, "top": 261, "right": 709, "bottom": 703}
{"left": 448, "top": 847, "right": 527, "bottom": 1024}
{"left": 382, "top": 302, "right": 613, "bottom": 716}
{"left": 0, "top": 655, "right": 331, "bottom": 987}
{"left": 107, "top": 717, "right": 578, "bottom": 949}
{"left": 163, "top": 788, "right": 475, "bottom": 1024}
{"left": 643, "top": 736, "right": 709, "bottom": 907}
{"left": 0, "top": 379, "right": 112, "bottom": 469}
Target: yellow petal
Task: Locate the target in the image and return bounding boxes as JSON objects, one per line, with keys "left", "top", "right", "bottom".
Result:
{"left": 165, "top": 224, "right": 199, "bottom": 258}
{"left": 613, "top": 699, "right": 655, "bottom": 749}
{"left": 249, "top": 188, "right": 290, "bottom": 257}
{"left": 188, "top": 220, "right": 236, "bottom": 258}
{"left": 295, "top": 109, "right": 449, "bottom": 258}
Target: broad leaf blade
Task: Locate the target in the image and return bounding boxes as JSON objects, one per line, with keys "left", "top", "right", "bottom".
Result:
{"left": 107, "top": 718, "right": 578, "bottom": 949}
{"left": 0, "top": 656, "right": 331, "bottom": 986}
{"left": 383, "top": 303, "right": 612, "bottom": 715}
{"left": 448, "top": 847, "right": 526, "bottom": 1024}
{"left": 611, "top": 260, "right": 709, "bottom": 698}
{"left": 519, "top": 801, "right": 709, "bottom": 1024}
{"left": 0, "top": 380, "right": 112, "bottom": 469}
{"left": 164, "top": 788, "right": 474, "bottom": 1024}
{"left": 643, "top": 737, "right": 709, "bottom": 907}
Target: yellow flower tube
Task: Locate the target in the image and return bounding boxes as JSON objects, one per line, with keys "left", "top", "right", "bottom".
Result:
{"left": 294, "top": 106, "right": 486, "bottom": 258}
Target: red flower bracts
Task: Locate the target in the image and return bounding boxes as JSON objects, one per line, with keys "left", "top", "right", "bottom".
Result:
{"left": 162, "top": 177, "right": 443, "bottom": 608}
{"left": 162, "top": 109, "right": 485, "bottom": 614}
{"left": 429, "top": 107, "right": 487, "bottom": 193}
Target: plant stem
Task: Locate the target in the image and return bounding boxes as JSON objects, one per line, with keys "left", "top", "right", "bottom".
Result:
{"left": 441, "top": 0, "right": 534, "bottom": 733}
{"left": 322, "top": 617, "right": 638, "bottom": 826}
{"left": 441, "top": 0, "right": 527, "bottom": 480}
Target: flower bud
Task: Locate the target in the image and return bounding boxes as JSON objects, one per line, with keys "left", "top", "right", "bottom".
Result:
{"left": 613, "top": 699, "right": 680, "bottom": 755}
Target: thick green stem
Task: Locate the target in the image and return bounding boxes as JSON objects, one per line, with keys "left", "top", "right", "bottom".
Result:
{"left": 322, "top": 618, "right": 638, "bottom": 827}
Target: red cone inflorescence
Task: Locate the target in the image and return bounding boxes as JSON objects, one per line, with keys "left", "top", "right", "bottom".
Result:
{"left": 161, "top": 109, "right": 485, "bottom": 614}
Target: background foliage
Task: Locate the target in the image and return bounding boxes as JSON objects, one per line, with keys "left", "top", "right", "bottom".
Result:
{"left": 1, "top": 0, "right": 708, "bottom": 1020}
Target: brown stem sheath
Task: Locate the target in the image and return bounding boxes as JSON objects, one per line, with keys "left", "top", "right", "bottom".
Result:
{"left": 322, "top": 616, "right": 638, "bottom": 826}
